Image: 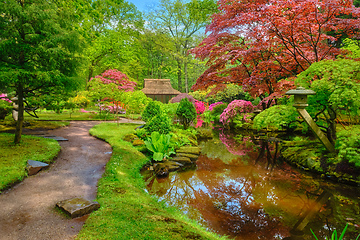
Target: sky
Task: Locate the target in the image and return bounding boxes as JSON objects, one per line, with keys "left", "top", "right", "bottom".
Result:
{"left": 126, "top": 0, "right": 159, "bottom": 12}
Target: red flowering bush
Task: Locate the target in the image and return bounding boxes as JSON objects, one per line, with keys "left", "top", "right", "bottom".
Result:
{"left": 91, "top": 69, "right": 137, "bottom": 92}
{"left": 219, "top": 100, "right": 254, "bottom": 126}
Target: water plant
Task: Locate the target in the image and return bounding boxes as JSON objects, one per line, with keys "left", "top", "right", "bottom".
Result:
{"left": 311, "top": 224, "right": 360, "bottom": 240}
{"left": 144, "top": 131, "right": 175, "bottom": 161}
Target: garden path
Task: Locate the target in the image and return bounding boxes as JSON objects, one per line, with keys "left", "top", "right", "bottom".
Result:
{"left": 0, "top": 120, "right": 140, "bottom": 240}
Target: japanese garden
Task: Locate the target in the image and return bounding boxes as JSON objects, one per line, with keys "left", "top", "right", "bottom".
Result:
{"left": 0, "top": 0, "right": 360, "bottom": 239}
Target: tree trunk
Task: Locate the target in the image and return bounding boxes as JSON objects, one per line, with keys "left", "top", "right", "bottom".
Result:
{"left": 184, "top": 58, "right": 188, "bottom": 93}
{"left": 14, "top": 82, "right": 24, "bottom": 144}
{"left": 177, "top": 58, "right": 182, "bottom": 92}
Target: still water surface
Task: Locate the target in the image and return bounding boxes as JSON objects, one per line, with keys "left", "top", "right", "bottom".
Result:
{"left": 142, "top": 131, "right": 360, "bottom": 239}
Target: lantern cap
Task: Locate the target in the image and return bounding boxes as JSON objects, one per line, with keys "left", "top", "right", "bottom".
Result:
{"left": 285, "top": 87, "right": 315, "bottom": 96}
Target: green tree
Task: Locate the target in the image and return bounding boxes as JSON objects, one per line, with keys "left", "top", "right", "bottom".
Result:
{"left": 0, "top": 0, "right": 82, "bottom": 143}
{"left": 176, "top": 98, "right": 197, "bottom": 129}
{"left": 147, "top": 0, "right": 217, "bottom": 92}
{"left": 296, "top": 59, "right": 360, "bottom": 143}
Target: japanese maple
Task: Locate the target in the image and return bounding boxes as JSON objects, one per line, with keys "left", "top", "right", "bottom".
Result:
{"left": 191, "top": 0, "right": 360, "bottom": 108}
{"left": 91, "top": 69, "right": 137, "bottom": 92}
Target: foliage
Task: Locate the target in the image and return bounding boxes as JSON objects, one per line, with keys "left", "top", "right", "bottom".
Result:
{"left": 219, "top": 100, "right": 254, "bottom": 126}
{"left": 122, "top": 90, "right": 151, "bottom": 114}
{"left": 0, "top": 133, "right": 60, "bottom": 191}
{"left": 0, "top": 94, "right": 12, "bottom": 120}
{"left": 142, "top": 101, "right": 161, "bottom": 122}
{"left": 342, "top": 38, "right": 360, "bottom": 59}
{"left": 144, "top": 131, "right": 175, "bottom": 161}
{"left": 176, "top": 98, "right": 197, "bottom": 129}
{"left": 296, "top": 59, "right": 360, "bottom": 142}
{"left": 191, "top": 0, "right": 359, "bottom": 106}
{"left": 0, "top": 0, "right": 83, "bottom": 143}
{"left": 79, "top": 123, "right": 224, "bottom": 240}
{"left": 253, "top": 105, "right": 300, "bottom": 131}
{"left": 147, "top": 0, "right": 218, "bottom": 92}
{"left": 210, "top": 103, "right": 228, "bottom": 124}
{"left": 335, "top": 127, "right": 360, "bottom": 168}
{"left": 145, "top": 112, "right": 172, "bottom": 135}
{"left": 69, "top": 92, "right": 91, "bottom": 109}
{"left": 91, "top": 69, "right": 137, "bottom": 92}
{"left": 162, "top": 102, "right": 180, "bottom": 120}
{"left": 311, "top": 223, "right": 360, "bottom": 240}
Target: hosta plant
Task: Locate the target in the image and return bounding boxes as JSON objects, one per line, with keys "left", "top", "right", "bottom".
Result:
{"left": 145, "top": 131, "right": 175, "bottom": 161}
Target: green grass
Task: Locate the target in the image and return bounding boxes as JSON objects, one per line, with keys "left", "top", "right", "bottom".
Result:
{"left": 0, "top": 133, "right": 60, "bottom": 191}
{"left": 77, "top": 123, "right": 225, "bottom": 240}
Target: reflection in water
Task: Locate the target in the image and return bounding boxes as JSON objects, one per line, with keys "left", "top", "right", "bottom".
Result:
{"left": 142, "top": 131, "right": 360, "bottom": 240}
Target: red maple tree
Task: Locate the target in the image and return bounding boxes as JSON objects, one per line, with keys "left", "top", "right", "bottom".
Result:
{"left": 191, "top": 0, "right": 359, "bottom": 108}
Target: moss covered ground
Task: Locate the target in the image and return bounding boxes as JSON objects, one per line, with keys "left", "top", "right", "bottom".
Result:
{"left": 77, "top": 123, "right": 225, "bottom": 240}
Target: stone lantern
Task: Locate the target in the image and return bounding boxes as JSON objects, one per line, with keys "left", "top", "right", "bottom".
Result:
{"left": 285, "top": 87, "right": 315, "bottom": 109}
{"left": 286, "top": 87, "right": 335, "bottom": 153}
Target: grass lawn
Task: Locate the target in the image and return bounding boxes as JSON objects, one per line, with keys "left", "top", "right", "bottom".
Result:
{"left": 77, "top": 123, "right": 225, "bottom": 240}
{"left": 0, "top": 133, "right": 60, "bottom": 191}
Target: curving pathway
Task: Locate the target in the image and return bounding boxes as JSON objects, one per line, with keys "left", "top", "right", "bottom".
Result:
{"left": 0, "top": 121, "right": 115, "bottom": 240}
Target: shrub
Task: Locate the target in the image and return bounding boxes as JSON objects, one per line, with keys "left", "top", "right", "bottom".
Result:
{"left": 122, "top": 90, "right": 151, "bottom": 114}
{"left": 210, "top": 103, "right": 227, "bottom": 123}
{"left": 219, "top": 100, "right": 254, "bottom": 126}
{"left": 335, "top": 126, "right": 360, "bottom": 168}
{"left": 144, "top": 132, "right": 175, "bottom": 161}
{"left": 141, "top": 101, "right": 161, "bottom": 122}
{"left": 253, "top": 105, "right": 299, "bottom": 131}
{"left": 145, "top": 112, "right": 172, "bottom": 134}
{"left": 176, "top": 98, "right": 197, "bottom": 129}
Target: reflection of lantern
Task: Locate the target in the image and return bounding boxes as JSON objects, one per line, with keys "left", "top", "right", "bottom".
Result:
{"left": 285, "top": 87, "right": 315, "bottom": 109}
{"left": 285, "top": 87, "right": 334, "bottom": 153}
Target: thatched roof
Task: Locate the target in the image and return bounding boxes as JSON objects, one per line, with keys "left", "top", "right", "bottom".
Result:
{"left": 169, "top": 93, "right": 196, "bottom": 104}
{"left": 141, "top": 79, "right": 181, "bottom": 95}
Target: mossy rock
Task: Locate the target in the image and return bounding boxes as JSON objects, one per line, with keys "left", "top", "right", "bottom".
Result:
{"left": 171, "top": 156, "right": 192, "bottom": 165}
{"left": 123, "top": 133, "right": 138, "bottom": 142}
{"left": 196, "top": 128, "right": 213, "bottom": 139}
{"left": 176, "top": 153, "right": 199, "bottom": 161}
{"left": 177, "top": 146, "right": 201, "bottom": 155}
{"left": 132, "top": 139, "right": 145, "bottom": 146}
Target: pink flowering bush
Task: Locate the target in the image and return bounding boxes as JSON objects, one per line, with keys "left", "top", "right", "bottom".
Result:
{"left": 219, "top": 100, "right": 254, "bottom": 126}
{"left": 91, "top": 69, "right": 137, "bottom": 92}
{"left": 0, "top": 93, "right": 11, "bottom": 103}
{"left": 194, "top": 100, "right": 206, "bottom": 115}
{"left": 209, "top": 102, "right": 224, "bottom": 111}
{"left": 0, "top": 93, "right": 12, "bottom": 120}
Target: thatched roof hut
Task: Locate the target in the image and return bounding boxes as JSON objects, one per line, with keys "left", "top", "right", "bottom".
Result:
{"left": 141, "top": 79, "right": 181, "bottom": 103}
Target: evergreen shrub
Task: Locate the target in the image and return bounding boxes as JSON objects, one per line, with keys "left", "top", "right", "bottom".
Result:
{"left": 141, "top": 101, "right": 161, "bottom": 122}
{"left": 176, "top": 98, "right": 197, "bottom": 129}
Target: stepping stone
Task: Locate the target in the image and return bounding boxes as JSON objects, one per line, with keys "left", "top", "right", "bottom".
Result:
{"left": 43, "top": 136, "right": 68, "bottom": 141}
{"left": 27, "top": 160, "right": 49, "bottom": 176}
{"left": 56, "top": 197, "right": 100, "bottom": 218}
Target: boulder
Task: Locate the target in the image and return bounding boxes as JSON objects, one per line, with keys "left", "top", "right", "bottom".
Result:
{"left": 176, "top": 146, "right": 201, "bottom": 155}
{"left": 56, "top": 197, "right": 100, "bottom": 218}
{"left": 132, "top": 139, "right": 145, "bottom": 146}
{"left": 171, "top": 156, "right": 192, "bottom": 165}
{"left": 27, "top": 160, "right": 49, "bottom": 176}
{"left": 176, "top": 153, "right": 199, "bottom": 161}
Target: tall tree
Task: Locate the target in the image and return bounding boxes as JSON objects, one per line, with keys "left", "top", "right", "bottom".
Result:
{"left": 147, "top": 0, "right": 217, "bottom": 93}
{"left": 79, "top": 0, "right": 144, "bottom": 84}
{"left": 191, "top": 0, "right": 360, "bottom": 108}
{"left": 0, "top": 0, "right": 82, "bottom": 143}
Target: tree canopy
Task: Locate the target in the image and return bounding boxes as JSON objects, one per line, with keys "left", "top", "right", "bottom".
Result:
{"left": 0, "top": 0, "right": 83, "bottom": 143}
{"left": 191, "top": 0, "right": 360, "bottom": 107}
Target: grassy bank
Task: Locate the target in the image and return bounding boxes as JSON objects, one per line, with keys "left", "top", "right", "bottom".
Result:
{"left": 77, "top": 123, "right": 225, "bottom": 240}
{"left": 0, "top": 133, "right": 60, "bottom": 191}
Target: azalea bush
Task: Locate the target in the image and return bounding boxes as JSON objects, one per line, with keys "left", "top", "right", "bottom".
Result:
{"left": 219, "top": 100, "right": 254, "bottom": 126}
{"left": 91, "top": 69, "right": 137, "bottom": 92}
{"left": 0, "top": 94, "right": 12, "bottom": 120}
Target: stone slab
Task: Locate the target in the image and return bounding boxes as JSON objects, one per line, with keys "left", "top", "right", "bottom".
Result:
{"left": 176, "top": 153, "right": 199, "bottom": 161}
{"left": 56, "top": 197, "right": 100, "bottom": 218}
{"left": 176, "top": 146, "right": 201, "bottom": 155}
{"left": 171, "top": 156, "right": 192, "bottom": 165}
{"left": 27, "top": 160, "right": 49, "bottom": 176}
{"left": 43, "top": 136, "right": 68, "bottom": 141}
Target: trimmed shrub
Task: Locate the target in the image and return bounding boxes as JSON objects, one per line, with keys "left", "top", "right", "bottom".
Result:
{"left": 145, "top": 112, "right": 172, "bottom": 134}
{"left": 176, "top": 98, "right": 197, "bottom": 129}
{"left": 142, "top": 101, "right": 161, "bottom": 122}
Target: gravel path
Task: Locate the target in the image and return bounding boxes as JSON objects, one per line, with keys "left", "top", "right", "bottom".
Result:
{"left": 0, "top": 121, "right": 117, "bottom": 240}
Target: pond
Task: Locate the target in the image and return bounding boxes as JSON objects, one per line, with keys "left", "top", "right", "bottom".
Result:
{"left": 141, "top": 130, "right": 360, "bottom": 240}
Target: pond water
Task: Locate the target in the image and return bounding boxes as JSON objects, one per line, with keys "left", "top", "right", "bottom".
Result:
{"left": 141, "top": 130, "right": 360, "bottom": 240}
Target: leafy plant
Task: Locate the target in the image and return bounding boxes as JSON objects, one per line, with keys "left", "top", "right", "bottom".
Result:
{"left": 144, "top": 112, "right": 172, "bottom": 135}
{"left": 144, "top": 131, "right": 175, "bottom": 161}
{"left": 142, "top": 101, "right": 161, "bottom": 122}
{"left": 91, "top": 69, "right": 137, "bottom": 92}
{"left": 253, "top": 105, "right": 300, "bottom": 131}
{"left": 176, "top": 98, "right": 197, "bottom": 129}
{"left": 335, "top": 126, "right": 360, "bottom": 169}
{"left": 311, "top": 224, "right": 360, "bottom": 240}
